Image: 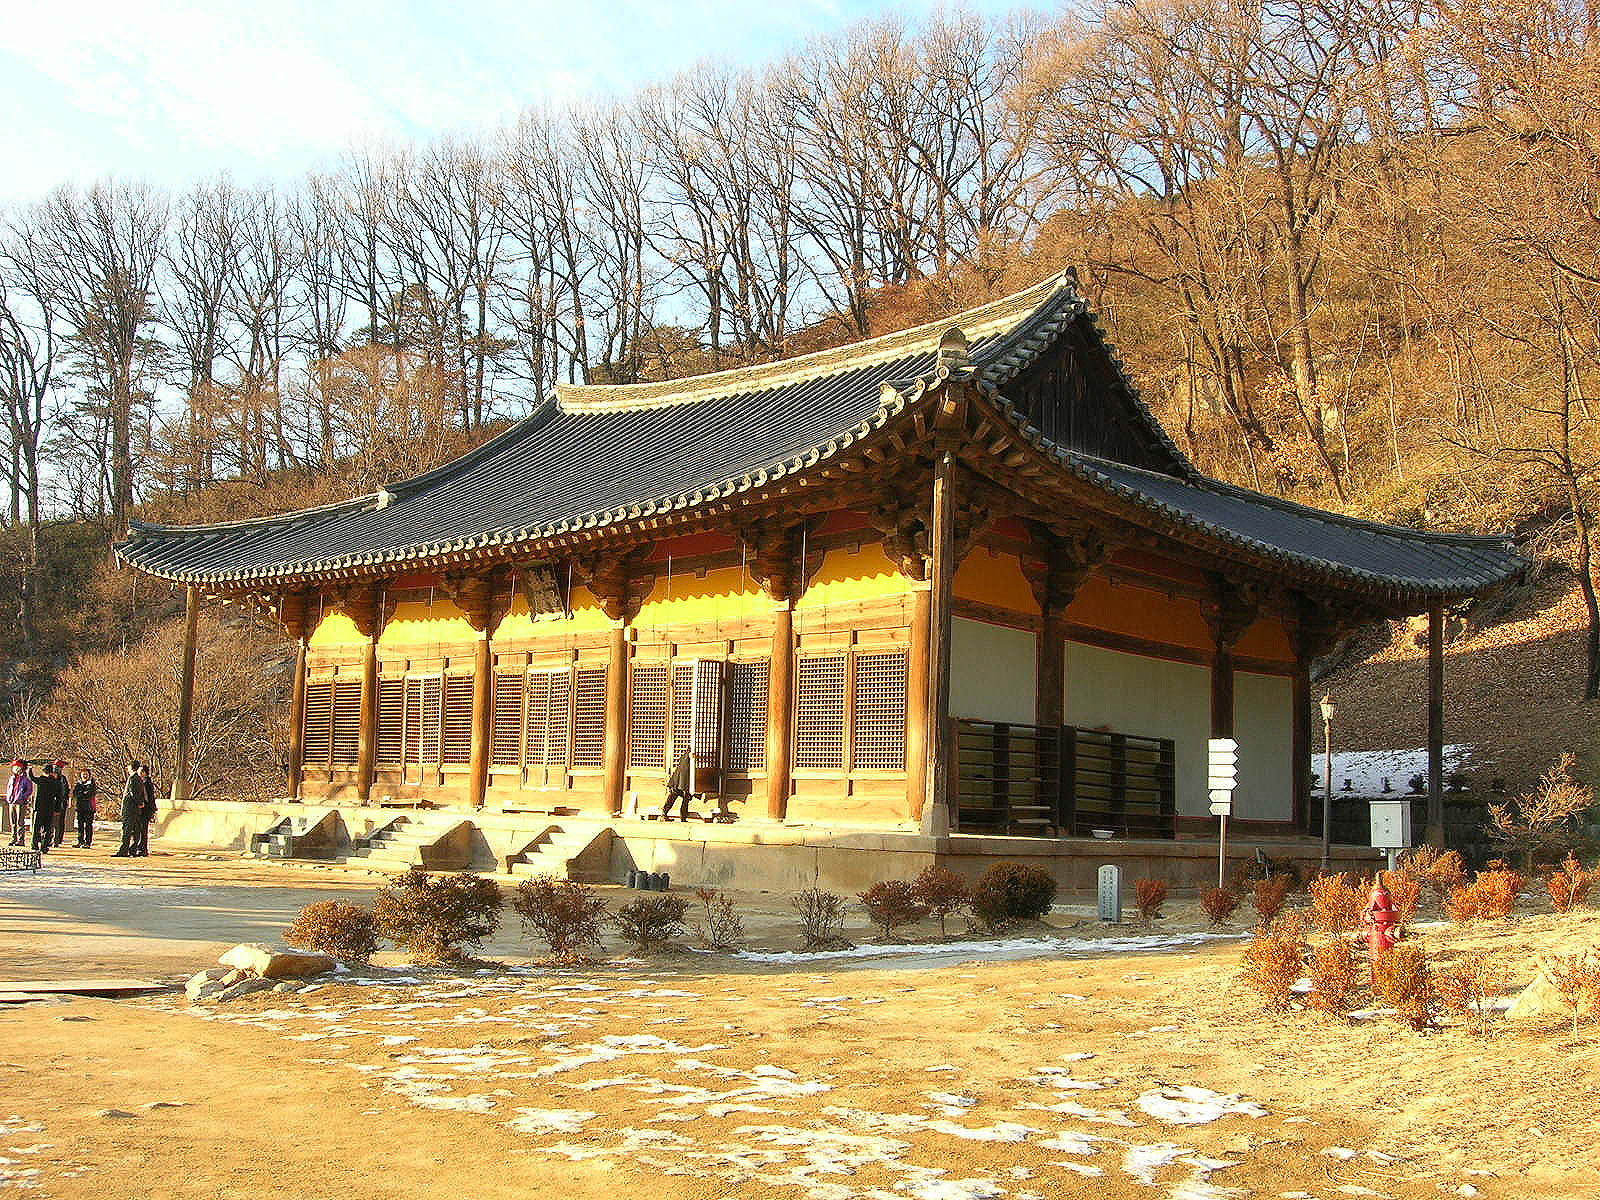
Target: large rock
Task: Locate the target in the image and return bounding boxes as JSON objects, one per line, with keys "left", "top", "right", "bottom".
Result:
{"left": 185, "top": 968, "right": 229, "bottom": 1002}
{"left": 1505, "top": 958, "right": 1573, "bottom": 1023}
{"left": 218, "top": 943, "right": 337, "bottom": 979}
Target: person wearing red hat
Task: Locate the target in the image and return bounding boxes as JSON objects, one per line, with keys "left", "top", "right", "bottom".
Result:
{"left": 5, "top": 761, "right": 32, "bottom": 847}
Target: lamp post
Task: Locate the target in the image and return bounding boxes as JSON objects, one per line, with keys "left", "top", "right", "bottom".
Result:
{"left": 1319, "top": 693, "right": 1335, "bottom": 871}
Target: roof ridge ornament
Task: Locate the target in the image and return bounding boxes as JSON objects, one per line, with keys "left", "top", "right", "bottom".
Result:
{"left": 936, "top": 326, "right": 971, "bottom": 372}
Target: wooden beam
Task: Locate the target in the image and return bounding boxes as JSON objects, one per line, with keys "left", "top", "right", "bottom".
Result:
{"left": 1426, "top": 601, "right": 1445, "bottom": 848}
{"left": 767, "top": 602, "right": 794, "bottom": 820}
{"left": 906, "top": 586, "right": 931, "bottom": 822}
{"left": 925, "top": 450, "right": 957, "bottom": 835}
{"left": 357, "top": 635, "right": 378, "bottom": 803}
{"left": 286, "top": 635, "right": 307, "bottom": 802}
{"left": 468, "top": 630, "right": 491, "bottom": 810}
{"left": 603, "top": 624, "right": 628, "bottom": 817}
{"left": 172, "top": 585, "right": 199, "bottom": 804}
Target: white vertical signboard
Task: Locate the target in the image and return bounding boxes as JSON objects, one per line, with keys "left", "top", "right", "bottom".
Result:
{"left": 1207, "top": 738, "right": 1238, "bottom": 887}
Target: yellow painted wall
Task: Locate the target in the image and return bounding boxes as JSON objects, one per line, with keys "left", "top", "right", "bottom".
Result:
{"left": 379, "top": 597, "right": 477, "bottom": 648}
{"left": 308, "top": 609, "right": 364, "bottom": 648}
{"left": 1235, "top": 614, "right": 1295, "bottom": 663}
{"left": 795, "top": 542, "right": 914, "bottom": 611}
{"left": 493, "top": 585, "right": 615, "bottom": 641}
{"left": 953, "top": 546, "right": 1041, "bottom": 615}
{"left": 633, "top": 566, "right": 766, "bottom": 628}
{"left": 1066, "top": 575, "right": 1214, "bottom": 651}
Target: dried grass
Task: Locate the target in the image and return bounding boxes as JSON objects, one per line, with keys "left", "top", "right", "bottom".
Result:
{"left": 1308, "top": 873, "right": 1365, "bottom": 935}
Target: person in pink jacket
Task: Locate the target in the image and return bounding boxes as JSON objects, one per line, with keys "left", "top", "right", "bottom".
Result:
{"left": 6, "top": 760, "right": 33, "bottom": 847}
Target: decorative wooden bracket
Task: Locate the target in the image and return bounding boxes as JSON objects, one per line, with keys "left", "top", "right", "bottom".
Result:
{"left": 271, "top": 590, "right": 313, "bottom": 641}
{"left": 1024, "top": 525, "right": 1112, "bottom": 615}
{"left": 952, "top": 497, "right": 996, "bottom": 564}
{"left": 438, "top": 568, "right": 513, "bottom": 633}
{"left": 1203, "top": 575, "right": 1262, "bottom": 653}
{"left": 571, "top": 548, "right": 655, "bottom": 623}
{"left": 870, "top": 498, "right": 932, "bottom": 583}
{"left": 734, "top": 517, "right": 827, "bottom": 602}
{"left": 517, "top": 561, "right": 572, "bottom": 618}
{"left": 327, "top": 581, "right": 382, "bottom": 639}
{"left": 1288, "top": 592, "right": 1364, "bottom": 663}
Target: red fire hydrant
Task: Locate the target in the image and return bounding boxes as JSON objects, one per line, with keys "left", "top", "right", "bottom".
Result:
{"left": 1360, "top": 880, "right": 1400, "bottom": 982}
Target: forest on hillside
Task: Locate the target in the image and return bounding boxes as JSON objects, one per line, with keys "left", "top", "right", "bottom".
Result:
{"left": 0, "top": 0, "right": 1597, "bottom": 790}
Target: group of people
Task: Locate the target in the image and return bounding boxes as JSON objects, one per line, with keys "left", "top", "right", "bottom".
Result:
{"left": 5, "top": 759, "right": 159, "bottom": 857}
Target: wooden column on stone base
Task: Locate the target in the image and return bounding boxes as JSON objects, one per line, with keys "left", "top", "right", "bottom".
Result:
{"left": 331, "top": 583, "right": 383, "bottom": 804}
{"left": 1024, "top": 527, "right": 1110, "bottom": 732}
{"left": 573, "top": 552, "right": 652, "bottom": 818}
{"left": 926, "top": 452, "right": 957, "bottom": 836}
{"left": 905, "top": 587, "right": 931, "bottom": 823}
{"left": 441, "top": 570, "right": 511, "bottom": 811}
{"left": 1425, "top": 601, "right": 1446, "bottom": 848}
{"left": 173, "top": 585, "right": 200, "bottom": 803}
{"left": 1203, "top": 578, "right": 1259, "bottom": 745}
{"left": 745, "top": 523, "right": 807, "bottom": 823}
{"left": 1289, "top": 595, "right": 1349, "bottom": 837}
{"left": 274, "top": 592, "right": 311, "bottom": 802}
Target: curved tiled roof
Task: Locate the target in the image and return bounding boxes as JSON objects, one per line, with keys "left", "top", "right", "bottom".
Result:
{"left": 117, "top": 271, "right": 1525, "bottom": 601}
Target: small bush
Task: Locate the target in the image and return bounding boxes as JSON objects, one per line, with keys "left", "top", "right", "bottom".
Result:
{"left": 971, "top": 862, "right": 1058, "bottom": 930}
{"left": 613, "top": 893, "right": 690, "bottom": 953}
{"left": 1133, "top": 877, "right": 1167, "bottom": 922}
{"left": 1240, "top": 913, "right": 1305, "bottom": 1013}
{"left": 1305, "top": 938, "right": 1360, "bottom": 1020}
{"left": 911, "top": 865, "right": 970, "bottom": 937}
{"left": 793, "top": 887, "right": 850, "bottom": 950}
{"left": 1398, "top": 846, "right": 1466, "bottom": 905}
{"left": 1547, "top": 855, "right": 1594, "bottom": 915}
{"left": 1447, "top": 865, "right": 1524, "bottom": 924}
{"left": 1250, "top": 875, "right": 1293, "bottom": 926}
{"left": 511, "top": 875, "right": 608, "bottom": 961}
{"left": 1381, "top": 869, "right": 1422, "bottom": 931}
{"left": 1544, "top": 950, "right": 1600, "bottom": 1037}
{"left": 1307, "top": 873, "right": 1364, "bottom": 935}
{"left": 858, "top": 880, "right": 928, "bottom": 940}
{"left": 374, "top": 869, "right": 503, "bottom": 964}
{"left": 284, "top": 900, "right": 379, "bottom": 964}
{"left": 1200, "top": 887, "right": 1239, "bottom": 927}
{"left": 1436, "top": 953, "right": 1499, "bottom": 1036}
{"left": 1373, "top": 943, "right": 1434, "bottom": 1030}
{"left": 694, "top": 888, "right": 744, "bottom": 950}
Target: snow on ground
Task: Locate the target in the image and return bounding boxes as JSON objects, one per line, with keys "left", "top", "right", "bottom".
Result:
{"left": 737, "top": 931, "right": 1243, "bottom": 967}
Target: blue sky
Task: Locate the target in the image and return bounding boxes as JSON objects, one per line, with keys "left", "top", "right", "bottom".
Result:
{"left": 2, "top": 0, "right": 1030, "bottom": 205}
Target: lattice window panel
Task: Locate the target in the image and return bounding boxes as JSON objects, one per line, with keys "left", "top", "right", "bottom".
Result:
{"left": 571, "top": 666, "right": 607, "bottom": 768}
{"left": 419, "top": 676, "right": 442, "bottom": 767}
{"left": 442, "top": 674, "right": 474, "bottom": 765}
{"left": 331, "top": 679, "right": 362, "bottom": 765}
{"left": 491, "top": 671, "right": 525, "bottom": 767}
{"left": 544, "top": 670, "right": 571, "bottom": 769}
{"left": 376, "top": 678, "right": 404, "bottom": 765}
{"left": 524, "top": 671, "right": 550, "bottom": 767}
{"left": 630, "top": 663, "right": 669, "bottom": 769}
{"left": 670, "top": 662, "right": 695, "bottom": 767}
{"left": 851, "top": 649, "right": 908, "bottom": 771}
{"left": 794, "top": 654, "right": 846, "bottom": 771}
{"left": 687, "top": 659, "right": 724, "bottom": 770}
{"left": 726, "top": 659, "right": 769, "bottom": 772}
{"left": 303, "top": 680, "right": 333, "bottom": 766}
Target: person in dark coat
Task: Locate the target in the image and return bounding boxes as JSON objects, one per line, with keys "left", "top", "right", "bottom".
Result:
{"left": 51, "top": 759, "right": 69, "bottom": 845}
{"left": 663, "top": 751, "right": 694, "bottom": 821}
{"left": 72, "top": 768, "right": 98, "bottom": 848}
{"left": 135, "top": 764, "right": 157, "bottom": 856}
{"left": 114, "top": 762, "right": 142, "bottom": 857}
{"left": 29, "top": 763, "right": 61, "bottom": 853}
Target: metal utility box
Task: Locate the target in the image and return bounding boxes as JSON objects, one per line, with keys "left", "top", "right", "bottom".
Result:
{"left": 1369, "top": 799, "right": 1413, "bottom": 851}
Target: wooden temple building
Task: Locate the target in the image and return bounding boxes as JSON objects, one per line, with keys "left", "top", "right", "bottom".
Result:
{"left": 118, "top": 273, "right": 1524, "bottom": 889}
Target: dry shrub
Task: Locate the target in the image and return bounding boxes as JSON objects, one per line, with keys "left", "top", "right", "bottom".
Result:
{"left": 1250, "top": 875, "right": 1293, "bottom": 926}
{"left": 284, "top": 900, "right": 379, "bottom": 964}
{"left": 1489, "top": 753, "right": 1595, "bottom": 869}
{"left": 1240, "top": 913, "right": 1306, "bottom": 1013}
{"left": 1305, "top": 939, "right": 1360, "bottom": 1020}
{"left": 1381, "top": 869, "right": 1422, "bottom": 930}
{"left": 511, "top": 875, "right": 607, "bottom": 961}
{"left": 374, "top": 869, "right": 503, "bottom": 963}
{"left": 693, "top": 888, "right": 744, "bottom": 950}
{"left": 1200, "top": 887, "right": 1239, "bottom": 927}
{"left": 1133, "top": 877, "right": 1168, "bottom": 922}
{"left": 1373, "top": 943, "right": 1435, "bottom": 1030}
{"left": 793, "top": 887, "right": 850, "bottom": 950}
{"left": 1544, "top": 950, "right": 1600, "bottom": 1037}
{"left": 1436, "top": 954, "right": 1500, "bottom": 1036}
{"left": 612, "top": 893, "right": 690, "bottom": 953}
{"left": 911, "top": 865, "right": 970, "bottom": 937}
{"left": 1308, "top": 873, "right": 1365, "bottom": 935}
{"left": 858, "top": 880, "right": 928, "bottom": 939}
{"left": 1547, "top": 855, "right": 1594, "bottom": 915}
{"left": 1446, "top": 866, "right": 1523, "bottom": 924}
{"left": 1399, "top": 846, "right": 1466, "bottom": 906}
{"left": 971, "top": 862, "right": 1058, "bottom": 931}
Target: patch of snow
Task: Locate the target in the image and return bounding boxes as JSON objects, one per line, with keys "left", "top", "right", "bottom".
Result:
{"left": 1136, "top": 1087, "right": 1266, "bottom": 1126}
{"left": 736, "top": 930, "right": 1241, "bottom": 967}
{"left": 1123, "top": 1142, "right": 1194, "bottom": 1185}
{"left": 506, "top": 1108, "right": 597, "bottom": 1135}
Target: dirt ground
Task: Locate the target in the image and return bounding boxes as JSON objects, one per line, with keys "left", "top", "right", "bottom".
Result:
{"left": 3, "top": 844, "right": 1598, "bottom": 1200}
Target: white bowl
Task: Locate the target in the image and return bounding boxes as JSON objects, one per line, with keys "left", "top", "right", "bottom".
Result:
{"left": 1091, "top": 828, "right": 1113, "bottom": 839}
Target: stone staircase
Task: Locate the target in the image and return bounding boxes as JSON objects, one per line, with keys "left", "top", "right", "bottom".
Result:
{"left": 506, "top": 823, "right": 609, "bottom": 882}
{"left": 342, "top": 812, "right": 473, "bottom": 873}
{"left": 249, "top": 810, "right": 336, "bottom": 858}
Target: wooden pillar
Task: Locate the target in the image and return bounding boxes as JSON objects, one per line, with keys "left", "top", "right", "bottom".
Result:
{"left": 1425, "top": 601, "right": 1446, "bottom": 848}
{"left": 287, "top": 636, "right": 308, "bottom": 802}
{"left": 468, "top": 630, "right": 492, "bottom": 809}
{"left": 906, "top": 586, "right": 932, "bottom": 822}
{"left": 603, "top": 623, "right": 628, "bottom": 817}
{"left": 766, "top": 601, "right": 795, "bottom": 820}
{"left": 356, "top": 634, "right": 378, "bottom": 803}
{"left": 1211, "top": 647, "right": 1235, "bottom": 740}
{"left": 924, "top": 451, "right": 957, "bottom": 836}
{"left": 1291, "top": 661, "right": 1312, "bottom": 832}
{"left": 1036, "top": 608, "right": 1066, "bottom": 730}
{"left": 172, "top": 585, "right": 199, "bottom": 804}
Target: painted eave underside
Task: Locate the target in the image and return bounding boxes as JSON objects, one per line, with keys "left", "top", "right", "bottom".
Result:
{"left": 116, "top": 272, "right": 1524, "bottom": 603}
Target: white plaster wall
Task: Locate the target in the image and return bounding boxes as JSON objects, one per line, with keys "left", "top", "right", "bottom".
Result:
{"left": 1234, "top": 671, "right": 1295, "bottom": 821}
{"left": 951, "top": 616, "right": 1037, "bottom": 725}
{"left": 1064, "top": 642, "right": 1211, "bottom": 817}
